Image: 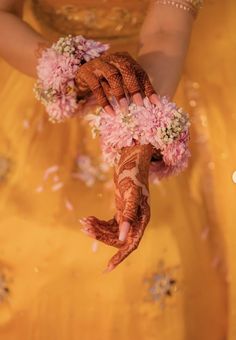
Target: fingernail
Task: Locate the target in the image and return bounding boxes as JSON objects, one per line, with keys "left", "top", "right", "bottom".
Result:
{"left": 79, "top": 221, "right": 87, "bottom": 227}
{"left": 119, "top": 97, "right": 129, "bottom": 114}
{"left": 105, "top": 105, "right": 115, "bottom": 116}
{"left": 149, "top": 93, "right": 160, "bottom": 105}
{"left": 80, "top": 228, "right": 95, "bottom": 238}
{"left": 119, "top": 221, "right": 130, "bottom": 241}
{"left": 119, "top": 229, "right": 126, "bottom": 242}
{"left": 102, "top": 263, "right": 115, "bottom": 274}
{"left": 133, "top": 93, "right": 143, "bottom": 106}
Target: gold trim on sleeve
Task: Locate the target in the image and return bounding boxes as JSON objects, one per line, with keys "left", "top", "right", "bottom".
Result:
{"left": 155, "top": 0, "right": 203, "bottom": 19}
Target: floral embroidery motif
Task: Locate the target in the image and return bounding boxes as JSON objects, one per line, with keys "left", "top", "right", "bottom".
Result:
{"left": 143, "top": 261, "right": 180, "bottom": 308}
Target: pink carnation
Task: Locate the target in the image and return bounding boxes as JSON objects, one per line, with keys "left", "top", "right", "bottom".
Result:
{"left": 73, "top": 35, "right": 109, "bottom": 61}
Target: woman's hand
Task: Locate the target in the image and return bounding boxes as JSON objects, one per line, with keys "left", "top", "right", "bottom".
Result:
{"left": 80, "top": 143, "right": 156, "bottom": 272}
{"left": 76, "top": 51, "right": 159, "bottom": 115}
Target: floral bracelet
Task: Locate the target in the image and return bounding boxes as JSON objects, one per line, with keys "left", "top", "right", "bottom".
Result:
{"left": 33, "top": 35, "right": 191, "bottom": 181}
{"left": 34, "top": 35, "right": 109, "bottom": 123}
{"left": 86, "top": 96, "right": 191, "bottom": 182}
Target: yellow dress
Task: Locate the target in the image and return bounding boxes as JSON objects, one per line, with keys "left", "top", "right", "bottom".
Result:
{"left": 0, "top": 0, "right": 236, "bottom": 339}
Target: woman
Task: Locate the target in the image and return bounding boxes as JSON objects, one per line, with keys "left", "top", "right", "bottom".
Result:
{"left": 0, "top": 0, "right": 235, "bottom": 339}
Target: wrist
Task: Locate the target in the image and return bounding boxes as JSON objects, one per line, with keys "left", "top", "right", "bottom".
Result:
{"left": 120, "top": 143, "right": 156, "bottom": 166}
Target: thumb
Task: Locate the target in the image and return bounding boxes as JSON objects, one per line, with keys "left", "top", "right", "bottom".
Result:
{"left": 119, "top": 221, "right": 131, "bottom": 242}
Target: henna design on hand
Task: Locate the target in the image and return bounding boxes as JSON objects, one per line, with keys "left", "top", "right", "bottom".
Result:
{"left": 76, "top": 52, "right": 159, "bottom": 114}
{"left": 101, "top": 52, "right": 156, "bottom": 99}
{"left": 80, "top": 143, "right": 155, "bottom": 272}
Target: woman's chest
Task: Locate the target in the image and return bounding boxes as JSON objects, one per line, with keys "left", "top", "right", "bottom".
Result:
{"left": 32, "top": 0, "right": 150, "bottom": 40}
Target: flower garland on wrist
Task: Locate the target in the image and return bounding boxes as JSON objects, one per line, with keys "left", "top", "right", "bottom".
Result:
{"left": 86, "top": 96, "right": 191, "bottom": 181}
{"left": 34, "top": 35, "right": 109, "bottom": 123}
{"left": 33, "top": 34, "right": 191, "bottom": 181}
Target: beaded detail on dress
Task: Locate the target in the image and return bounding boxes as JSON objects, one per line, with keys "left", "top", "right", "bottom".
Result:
{"left": 32, "top": 0, "right": 149, "bottom": 40}
{"left": 156, "top": 0, "right": 203, "bottom": 18}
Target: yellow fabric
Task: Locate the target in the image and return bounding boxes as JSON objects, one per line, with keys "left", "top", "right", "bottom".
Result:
{"left": 0, "top": 1, "right": 236, "bottom": 339}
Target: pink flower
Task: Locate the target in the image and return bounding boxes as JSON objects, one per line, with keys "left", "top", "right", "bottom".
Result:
{"left": 47, "top": 94, "right": 78, "bottom": 122}
{"left": 37, "top": 50, "right": 79, "bottom": 91}
{"left": 86, "top": 96, "right": 191, "bottom": 181}
{"left": 34, "top": 35, "right": 109, "bottom": 123}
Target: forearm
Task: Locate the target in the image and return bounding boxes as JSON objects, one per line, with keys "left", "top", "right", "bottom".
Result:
{"left": 138, "top": 33, "right": 190, "bottom": 99}
{"left": 138, "top": 1, "right": 194, "bottom": 99}
{"left": 119, "top": 143, "right": 162, "bottom": 174}
{"left": 0, "top": 10, "right": 48, "bottom": 77}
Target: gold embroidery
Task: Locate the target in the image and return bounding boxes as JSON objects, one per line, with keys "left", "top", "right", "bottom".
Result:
{"left": 32, "top": 0, "right": 149, "bottom": 40}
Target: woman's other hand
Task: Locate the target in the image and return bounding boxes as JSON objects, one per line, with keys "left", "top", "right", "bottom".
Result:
{"left": 76, "top": 51, "right": 160, "bottom": 115}
{"left": 80, "top": 143, "right": 154, "bottom": 272}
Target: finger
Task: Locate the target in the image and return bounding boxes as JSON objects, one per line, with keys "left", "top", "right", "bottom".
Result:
{"left": 80, "top": 216, "right": 122, "bottom": 248}
{"left": 104, "top": 199, "right": 151, "bottom": 273}
{"left": 102, "top": 53, "right": 142, "bottom": 99}
{"left": 119, "top": 97, "right": 129, "bottom": 114}
{"left": 113, "top": 53, "right": 157, "bottom": 100}
{"left": 84, "top": 216, "right": 119, "bottom": 234}
{"left": 92, "top": 59, "right": 126, "bottom": 103}
{"left": 79, "top": 218, "right": 97, "bottom": 238}
{"left": 77, "top": 65, "right": 109, "bottom": 108}
{"left": 149, "top": 93, "right": 160, "bottom": 105}
{"left": 80, "top": 227, "right": 96, "bottom": 238}
{"left": 131, "top": 61, "right": 156, "bottom": 99}
{"left": 93, "top": 85, "right": 110, "bottom": 108}
{"left": 104, "top": 238, "right": 139, "bottom": 273}
{"left": 100, "top": 79, "right": 115, "bottom": 115}
{"left": 104, "top": 105, "right": 115, "bottom": 115}
{"left": 132, "top": 93, "right": 143, "bottom": 106}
